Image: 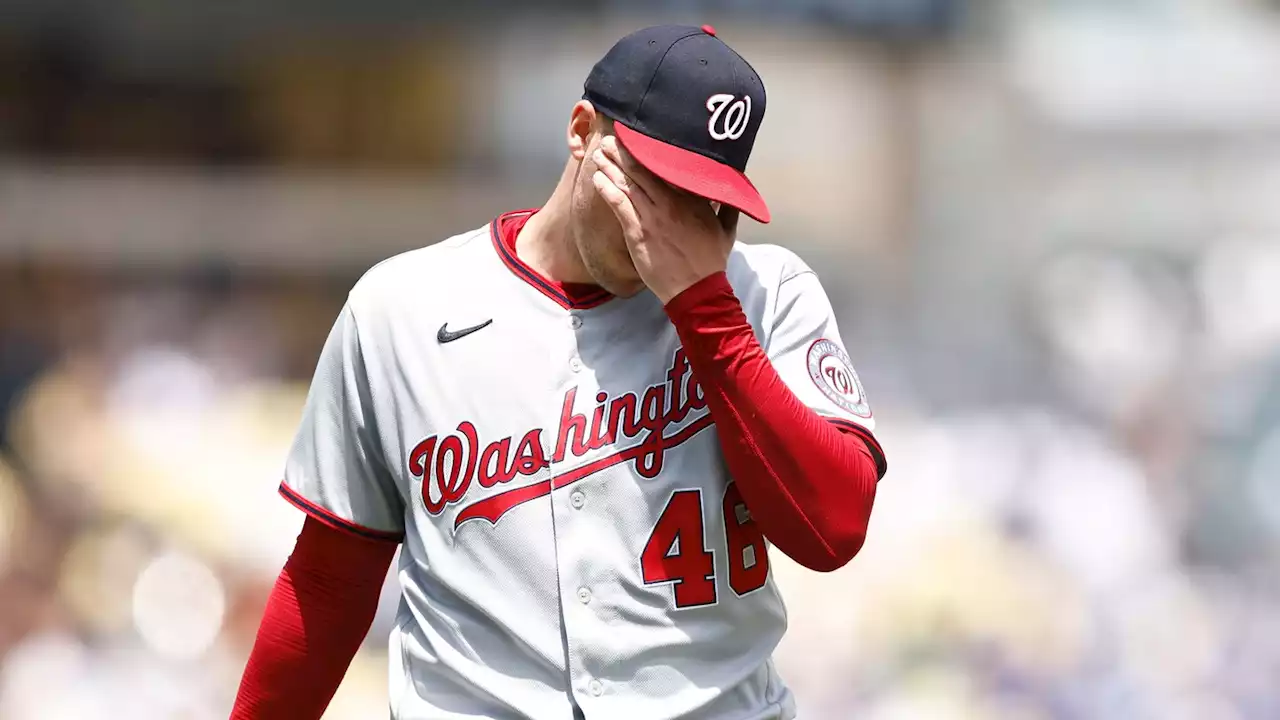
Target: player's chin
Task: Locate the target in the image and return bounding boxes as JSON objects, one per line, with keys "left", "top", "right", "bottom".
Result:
{"left": 611, "top": 281, "right": 648, "bottom": 299}
{"left": 589, "top": 256, "right": 645, "bottom": 297}
{"left": 597, "top": 271, "right": 646, "bottom": 298}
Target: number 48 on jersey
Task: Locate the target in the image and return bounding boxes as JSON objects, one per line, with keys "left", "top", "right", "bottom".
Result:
{"left": 640, "top": 483, "right": 770, "bottom": 608}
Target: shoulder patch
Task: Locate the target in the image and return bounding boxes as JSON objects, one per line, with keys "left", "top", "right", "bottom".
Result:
{"left": 806, "top": 339, "right": 871, "bottom": 418}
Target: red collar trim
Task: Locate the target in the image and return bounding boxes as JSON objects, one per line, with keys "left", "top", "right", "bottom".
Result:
{"left": 490, "top": 209, "right": 613, "bottom": 310}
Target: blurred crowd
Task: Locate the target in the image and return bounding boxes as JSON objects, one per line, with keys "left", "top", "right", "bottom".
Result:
{"left": 4, "top": 1, "right": 1280, "bottom": 719}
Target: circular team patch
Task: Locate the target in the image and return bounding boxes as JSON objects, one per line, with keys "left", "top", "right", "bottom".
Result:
{"left": 807, "top": 339, "right": 872, "bottom": 418}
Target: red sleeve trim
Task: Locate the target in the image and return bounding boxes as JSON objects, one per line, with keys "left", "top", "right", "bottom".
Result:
{"left": 278, "top": 482, "right": 404, "bottom": 543}
{"left": 825, "top": 418, "right": 888, "bottom": 480}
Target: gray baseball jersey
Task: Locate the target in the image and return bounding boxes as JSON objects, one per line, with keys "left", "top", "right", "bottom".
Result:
{"left": 281, "top": 209, "right": 878, "bottom": 720}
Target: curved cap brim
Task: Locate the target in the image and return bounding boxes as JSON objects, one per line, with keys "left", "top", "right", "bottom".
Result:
{"left": 614, "top": 122, "right": 771, "bottom": 224}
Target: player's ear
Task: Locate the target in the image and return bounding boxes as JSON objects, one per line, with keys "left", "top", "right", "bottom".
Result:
{"left": 567, "top": 100, "right": 597, "bottom": 161}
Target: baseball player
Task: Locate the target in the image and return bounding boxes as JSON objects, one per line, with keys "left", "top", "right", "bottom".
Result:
{"left": 231, "top": 24, "right": 886, "bottom": 720}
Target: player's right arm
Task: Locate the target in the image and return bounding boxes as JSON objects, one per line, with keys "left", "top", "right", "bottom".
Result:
{"left": 231, "top": 301, "right": 406, "bottom": 719}
{"left": 230, "top": 518, "right": 396, "bottom": 719}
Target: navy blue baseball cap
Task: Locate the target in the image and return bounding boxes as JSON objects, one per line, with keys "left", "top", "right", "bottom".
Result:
{"left": 583, "top": 24, "right": 770, "bottom": 223}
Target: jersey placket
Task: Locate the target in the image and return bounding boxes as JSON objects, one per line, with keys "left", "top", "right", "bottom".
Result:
{"left": 546, "top": 303, "right": 617, "bottom": 715}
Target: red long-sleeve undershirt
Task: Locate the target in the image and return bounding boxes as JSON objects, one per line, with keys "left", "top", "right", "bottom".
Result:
{"left": 665, "top": 271, "right": 884, "bottom": 572}
{"left": 231, "top": 270, "right": 884, "bottom": 718}
{"left": 230, "top": 517, "right": 397, "bottom": 720}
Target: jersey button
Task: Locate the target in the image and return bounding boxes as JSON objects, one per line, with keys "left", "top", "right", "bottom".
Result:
{"left": 576, "top": 587, "right": 591, "bottom": 604}
{"left": 588, "top": 679, "right": 603, "bottom": 697}
{"left": 570, "top": 315, "right": 583, "bottom": 329}
{"left": 570, "top": 357, "right": 583, "bottom": 372}
{"left": 570, "top": 491, "right": 585, "bottom": 509}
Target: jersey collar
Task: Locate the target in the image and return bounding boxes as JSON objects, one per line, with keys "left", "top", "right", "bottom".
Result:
{"left": 491, "top": 209, "right": 614, "bottom": 310}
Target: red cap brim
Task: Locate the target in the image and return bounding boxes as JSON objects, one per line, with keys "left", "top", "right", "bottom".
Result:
{"left": 614, "top": 122, "right": 771, "bottom": 224}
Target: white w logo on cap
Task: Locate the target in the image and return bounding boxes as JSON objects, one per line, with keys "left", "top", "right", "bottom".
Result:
{"left": 706, "top": 94, "right": 751, "bottom": 141}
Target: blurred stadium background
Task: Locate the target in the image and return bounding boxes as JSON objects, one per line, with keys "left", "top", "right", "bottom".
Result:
{"left": 3, "top": 0, "right": 1280, "bottom": 717}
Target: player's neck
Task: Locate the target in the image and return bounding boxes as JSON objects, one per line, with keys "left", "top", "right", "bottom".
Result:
{"left": 514, "top": 171, "right": 593, "bottom": 286}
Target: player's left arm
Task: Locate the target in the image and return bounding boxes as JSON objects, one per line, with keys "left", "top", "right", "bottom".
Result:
{"left": 663, "top": 267, "right": 885, "bottom": 572}
{"left": 593, "top": 134, "right": 884, "bottom": 571}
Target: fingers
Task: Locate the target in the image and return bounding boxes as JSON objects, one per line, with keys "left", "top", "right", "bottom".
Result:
{"left": 596, "top": 133, "right": 739, "bottom": 244}
{"left": 591, "top": 171, "right": 643, "bottom": 239}
{"left": 717, "top": 206, "right": 740, "bottom": 237}
{"left": 599, "top": 135, "right": 662, "bottom": 200}
{"left": 591, "top": 147, "right": 648, "bottom": 206}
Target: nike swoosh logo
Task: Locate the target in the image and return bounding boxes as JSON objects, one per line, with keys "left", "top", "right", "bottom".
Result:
{"left": 437, "top": 320, "right": 492, "bottom": 344}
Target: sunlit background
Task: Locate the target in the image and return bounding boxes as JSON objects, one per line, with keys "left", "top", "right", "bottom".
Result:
{"left": 3, "top": 0, "right": 1280, "bottom": 718}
